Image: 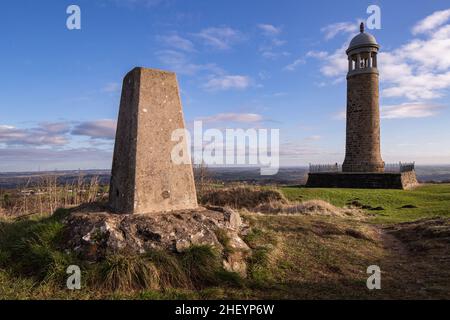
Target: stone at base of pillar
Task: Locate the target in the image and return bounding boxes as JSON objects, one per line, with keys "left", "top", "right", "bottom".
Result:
{"left": 306, "top": 171, "right": 418, "bottom": 190}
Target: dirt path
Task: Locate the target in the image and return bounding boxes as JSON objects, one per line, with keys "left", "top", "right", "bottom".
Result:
{"left": 376, "top": 221, "right": 450, "bottom": 299}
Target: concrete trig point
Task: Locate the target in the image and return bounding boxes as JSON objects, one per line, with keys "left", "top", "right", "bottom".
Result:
{"left": 306, "top": 23, "right": 418, "bottom": 189}
{"left": 109, "top": 67, "right": 198, "bottom": 214}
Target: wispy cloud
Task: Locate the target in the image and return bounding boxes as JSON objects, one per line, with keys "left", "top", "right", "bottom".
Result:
{"left": 321, "top": 21, "right": 359, "bottom": 40}
{"left": 380, "top": 21, "right": 450, "bottom": 100}
{"left": 203, "top": 75, "right": 252, "bottom": 91}
{"left": 71, "top": 119, "right": 117, "bottom": 140}
{"left": 0, "top": 120, "right": 118, "bottom": 146}
{"left": 194, "top": 26, "right": 245, "bottom": 50}
{"left": 310, "top": 11, "right": 450, "bottom": 102}
{"left": 257, "top": 23, "right": 288, "bottom": 59}
{"left": 258, "top": 24, "right": 282, "bottom": 36}
{"left": 0, "top": 122, "right": 71, "bottom": 146}
{"left": 412, "top": 9, "right": 450, "bottom": 34}
{"left": 286, "top": 19, "right": 355, "bottom": 74}
{"left": 284, "top": 57, "right": 305, "bottom": 71}
{"left": 0, "top": 147, "right": 113, "bottom": 171}
{"left": 156, "top": 50, "right": 222, "bottom": 76}
{"left": 102, "top": 82, "right": 121, "bottom": 93}
{"left": 157, "top": 33, "right": 195, "bottom": 52}
{"left": 306, "top": 44, "right": 348, "bottom": 78}
{"left": 198, "top": 113, "right": 264, "bottom": 123}
{"left": 304, "top": 135, "right": 321, "bottom": 142}
{"left": 382, "top": 102, "right": 444, "bottom": 119}
{"left": 333, "top": 102, "right": 444, "bottom": 121}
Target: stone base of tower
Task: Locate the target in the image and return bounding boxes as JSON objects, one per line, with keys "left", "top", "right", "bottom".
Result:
{"left": 306, "top": 171, "right": 418, "bottom": 190}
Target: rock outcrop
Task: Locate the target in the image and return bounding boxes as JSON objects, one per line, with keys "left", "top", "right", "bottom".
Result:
{"left": 63, "top": 204, "right": 251, "bottom": 276}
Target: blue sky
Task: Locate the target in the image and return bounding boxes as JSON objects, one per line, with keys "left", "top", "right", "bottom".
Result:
{"left": 1, "top": 0, "right": 450, "bottom": 171}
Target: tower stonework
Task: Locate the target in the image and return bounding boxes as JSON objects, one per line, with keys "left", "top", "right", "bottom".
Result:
{"left": 306, "top": 23, "right": 418, "bottom": 189}
{"left": 343, "top": 23, "right": 384, "bottom": 173}
{"left": 109, "top": 67, "right": 198, "bottom": 214}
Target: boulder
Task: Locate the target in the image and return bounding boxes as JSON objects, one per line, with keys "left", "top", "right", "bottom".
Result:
{"left": 62, "top": 205, "right": 251, "bottom": 276}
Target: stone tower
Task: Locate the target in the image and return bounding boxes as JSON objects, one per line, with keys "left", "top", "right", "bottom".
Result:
{"left": 343, "top": 23, "right": 384, "bottom": 173}
{"left": 109, "top": 67, "right": 198, "bottom": 214}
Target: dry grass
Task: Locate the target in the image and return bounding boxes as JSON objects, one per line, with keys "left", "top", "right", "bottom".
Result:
{"left": 201, "top": 186, "right": 287, "bottom": 209}
{"left": 0, "top": 175, "right": 107, "bottom": 218}
{"left": 98, "top": 255, "right": 160, "bottom": 292}
{"left": 254, "top": 199, "right": 364, "bottom": 217}
{"left": 193, "top": 162, "right": 216, "bottom": 201}
{"left": 200, "top": 186, "right": 365, "bottom": 218}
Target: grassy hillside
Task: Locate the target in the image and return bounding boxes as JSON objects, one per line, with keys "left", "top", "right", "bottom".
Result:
{"left": 281, "top": 184, "right": 450, "bottom": 223}
{"left": 0, "top": 184, "right": 449, "bottom": 299}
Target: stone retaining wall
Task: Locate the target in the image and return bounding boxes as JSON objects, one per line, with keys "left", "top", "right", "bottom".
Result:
{"left": 306, "top": 171, "right": 418, "bottom": 190}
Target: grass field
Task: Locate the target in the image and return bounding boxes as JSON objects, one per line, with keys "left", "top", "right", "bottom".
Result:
{"left": 281, "top": 184, "right": 450, "bottom": 223}
{"left": 0, "top": 184, "right": 449, "bottom": 299}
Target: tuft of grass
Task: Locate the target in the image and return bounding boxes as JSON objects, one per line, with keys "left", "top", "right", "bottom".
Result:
{"left": 97, "top": 255, "right": 159, "bottom": 292}
{"left": 214, "top": 229, "right": 234, "bottom": 256}
{"left": 214, "top": 269, "right": 244, "bottom": 287}
{"left": 180, "top": 245, "right": 222, "bottom": 288}
{"left": 145, "top": 250, "right": 190, "bottom": 289}
{"left": 243, "top": 227, "right": 279, "bottom": 285}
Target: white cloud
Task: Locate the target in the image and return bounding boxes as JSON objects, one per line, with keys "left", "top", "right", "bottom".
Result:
{"left": 332, "top": 110, "right": 346, "bottom": 120}
{"left": 0, "top": 119, "right": 120, "bottom": 148}
{"left": 194, "top": 27, "right": 245, "bottom": 50}
{"left": 412, "top": 9, "right": 450, "bottom": 34}
{"left": 278, "top": 141, "right": 322, "bottom": 157}
{"left": 379, "top": 24, "right": 450, "bottom": 100}
{"left": 333, "top": 103, "right": 443, "bottom": 121}
{"left": 307, "top": 44, "right": 348, "bottom": 78}
{"left": 102, "top": 82, "right": 121, "bottom": 93}
{"left": 157, "top": 33, "right": 195, "bottom": 52}
{"left": 0, "top": 147, "right": 113, "bottom": 172}
{"left": 304, "top": 135, "right": 321, "bottom": 141}
{"left": 203, "top": 75, "right": 251, "bottom": 91}
{"left": 284, "top": 58, "right": 305, "bottom": 71}
{"left": 71, "top": 119, "right": 117, "bottom": 140}
{"left": 321, "top": 21, "right": 359, "bottom": 40}
{"left": 156, "top": 50, "right": 222, "bottom": 76}
{"left": 0, "top": 122, "right": 71, "bottom": 146}
{"left": 262, "top": 50, "right": 290, "bottom": 60}
{"left": 257, "top": 24, "right": 288, "bottom": 59}
{"left": 381, "top": 102, "right": 444, "bottom": 119}
{"left": 198, "top": 113, "right": 264, "bottom": 123}
{"left": 258, "top": 24, "right": 282, "bottom": 36}
{"left": 310, "top": 11, "right": 450, "bottom": 101}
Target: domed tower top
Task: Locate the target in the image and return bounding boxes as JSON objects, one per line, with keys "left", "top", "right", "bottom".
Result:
{"left": 346, "top": 23, "right": 380, "bottom": 76}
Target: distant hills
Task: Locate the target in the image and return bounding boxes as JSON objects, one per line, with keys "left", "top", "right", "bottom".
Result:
{"left": 0, "top": 166, "right": 449, "bottom": 189}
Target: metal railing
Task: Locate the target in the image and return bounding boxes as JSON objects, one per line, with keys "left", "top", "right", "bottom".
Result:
{"left": 309, "top": 162, "right": 415, "bottom": 173}
{"left": 385, "top": 162, "right": 415, "bottom": 173}
{"left": 309, "top": 163, "right": 342, "bottom": 173}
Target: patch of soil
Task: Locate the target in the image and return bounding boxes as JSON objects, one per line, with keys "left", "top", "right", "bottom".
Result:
{"left": 346, "top": 200, "right": 383, "bottom": 211}
{"left": 399, "top": 204, "right": 418, "bottom": 209}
